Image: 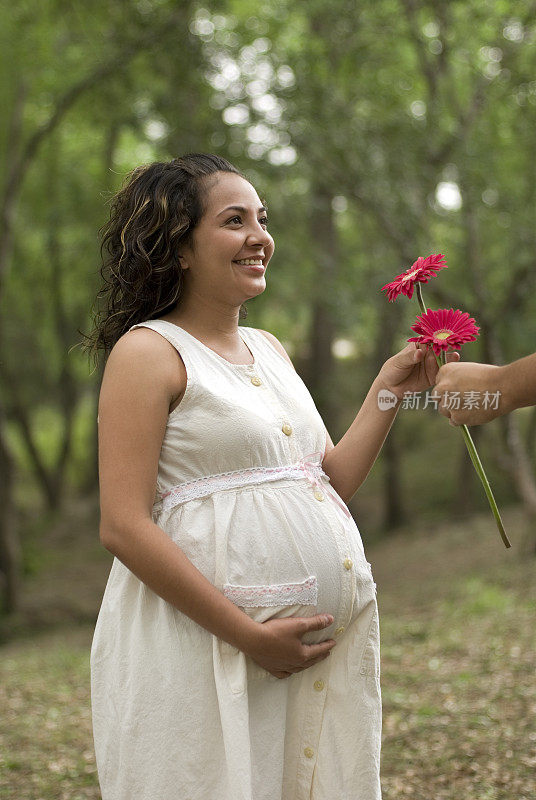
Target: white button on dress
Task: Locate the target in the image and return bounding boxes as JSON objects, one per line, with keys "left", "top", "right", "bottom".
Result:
{"left": 90, "top": 319, "right": 382, "bottom": 800}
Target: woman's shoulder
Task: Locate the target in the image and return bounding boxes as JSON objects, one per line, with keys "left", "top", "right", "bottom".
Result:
{"left": 104, "top": 325, "right": 186, "bottom": 404}
{"left": 250, "top": 328, "right": 296, "bottom": 372}
{"left": 110, "top": 324, "right": 183, "bottom": 366}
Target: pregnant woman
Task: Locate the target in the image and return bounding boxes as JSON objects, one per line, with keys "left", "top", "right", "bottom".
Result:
{"left": 88, "top": 153, "right": 446, "bottom": 799}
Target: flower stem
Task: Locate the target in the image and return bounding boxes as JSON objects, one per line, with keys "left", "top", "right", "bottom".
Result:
{"left": 414, "top": 282, "right": 510, "bottom": 547}
{"left": 431, "top": 347, "right": 509, "bottom": 547}
{"left": 416, "top": 283, "right": 427, "bottom": 315}
{"left": 459, "top": 425, "right": 511, "bottom": 548}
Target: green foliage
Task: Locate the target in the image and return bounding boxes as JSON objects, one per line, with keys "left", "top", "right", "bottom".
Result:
{"left": 1, "top": 0, "right": 535, "bottom": 524}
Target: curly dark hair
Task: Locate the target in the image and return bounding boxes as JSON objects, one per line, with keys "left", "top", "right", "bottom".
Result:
{"left": 81, "top": 153, "right": 249, "bottom": 368}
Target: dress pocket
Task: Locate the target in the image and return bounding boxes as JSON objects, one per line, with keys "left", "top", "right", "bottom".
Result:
{"left": 220, "top": 575, "right": 319, "bottom": 683}
{"left": 222, "top": 575, "right": 318, "bottom": 610}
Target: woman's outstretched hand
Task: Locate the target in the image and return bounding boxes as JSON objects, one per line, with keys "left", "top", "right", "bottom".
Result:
{"left": 378, "top": 343, "right": 460, "bottom": 399}
{"left": 242, "top": 614, "right": 337, "bottom": 679}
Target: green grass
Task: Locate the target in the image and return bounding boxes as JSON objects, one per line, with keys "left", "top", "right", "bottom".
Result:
{"left": 376, "top": 509, "right": 535, "bottom": 799}
{"left": 0, "top": 627, "right": 98, "bottom": 799}
{"left": 0, "top": 504, "right": 535, "bottom": 799}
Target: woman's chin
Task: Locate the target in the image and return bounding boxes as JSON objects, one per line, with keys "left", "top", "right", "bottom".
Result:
{"left": 242, "top": 279, "right": 267, "bottom": 299}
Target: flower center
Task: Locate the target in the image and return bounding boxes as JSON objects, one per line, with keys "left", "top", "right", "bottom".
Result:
{"left": 401, "top": 268, "right": 420, "bottom": 283}
{"left": 434, "top": 329, "right": 453, "bottom": 340}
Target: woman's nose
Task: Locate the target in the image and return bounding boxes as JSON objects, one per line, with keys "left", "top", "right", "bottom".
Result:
{"left": 247, "top": 224, "right": 272, "bottom": 245}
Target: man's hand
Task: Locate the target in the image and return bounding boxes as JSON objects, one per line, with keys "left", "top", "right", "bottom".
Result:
{"left": 434, "top": 361, "right": 505, "bottom": 426}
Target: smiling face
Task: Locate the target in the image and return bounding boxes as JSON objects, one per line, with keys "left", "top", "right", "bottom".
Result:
{"left": 177, "top": 171, "right": 274, "bottom": 309}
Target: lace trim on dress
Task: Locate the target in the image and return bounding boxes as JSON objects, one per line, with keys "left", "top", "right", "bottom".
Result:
{"left": 222, "top": 575, "right": 318, "bottom": 607}
{"left": 159, "top": 451, "right": 353, "bottom": 522}
{"left": 161, "top": 464, "right": 307, "bottom": 511}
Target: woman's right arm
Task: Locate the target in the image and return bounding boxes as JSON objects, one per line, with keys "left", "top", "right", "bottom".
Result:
{"left": 98, "top": 330, "right": 336, "bottom": 677}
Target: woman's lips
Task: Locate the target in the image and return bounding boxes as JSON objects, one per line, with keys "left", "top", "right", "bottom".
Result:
{"left": 233, "top": 261, "right": 265, "bottom": 273}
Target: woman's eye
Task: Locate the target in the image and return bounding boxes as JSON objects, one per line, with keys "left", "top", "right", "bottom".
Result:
{"left": 228, "top": 216, "right": 269, "bottom": 227}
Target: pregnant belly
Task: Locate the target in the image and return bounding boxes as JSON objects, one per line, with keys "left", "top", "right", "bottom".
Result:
{"left": 223, "top": 485, "right": 378, "bottom": 647}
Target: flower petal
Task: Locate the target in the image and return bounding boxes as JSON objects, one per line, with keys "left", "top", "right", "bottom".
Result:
{"left": 407, "top": 308, "right": 480, "bottom": 353}
{"left": 380, "top": 253, "right": 448, "bottom": 301}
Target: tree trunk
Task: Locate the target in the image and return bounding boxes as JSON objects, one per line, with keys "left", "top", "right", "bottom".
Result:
{"left": 304, "top": 184, "right": 339, "bottom": 427}
{"left": 485, "top": 335, "right": 536, "bottom": 553}
{"left": 0, "top": 142, "right": 81, "bottom": 512}
{"left": 373, "top": 296, "right": 407, "bottom": 531}
{"left": 81, "top": 123, "right": 120, "bottom": 495}
{"left": 0, "top": 407, "right": 20, "bottom": 614}
{"left": 0, "top": 82, "right": 25, "bottom": 615}
{"left": 461, "top": 188, "right": 536, "bottom": 553}
{"left": 504, "top": 413, "right": 536, "bottom": 555}
{"left": 525, "top": 406, "right": 536, "bottom": 470}
{"left": 47, "top": 146, "right": 80, "bottom": 510}
{"left": 382, "top": 427, "right": 407, "bottom": 529}
{"left": 82, "top": 365, "right": 104, "bottom": 497}
{"left": 1, "top": 391, "right": 60, "bottom": 510}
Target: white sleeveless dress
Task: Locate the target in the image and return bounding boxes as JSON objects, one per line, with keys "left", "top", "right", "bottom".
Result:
{"left": 90, "top": 319, "right": 382, "bottom": 800}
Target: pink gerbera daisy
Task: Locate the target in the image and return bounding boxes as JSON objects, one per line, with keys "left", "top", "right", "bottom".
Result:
{"left": 408, "top": 308, "right": 480, "bottom": 356}
{"left": 381, "top": 253, "right": 447, "bottom": 302}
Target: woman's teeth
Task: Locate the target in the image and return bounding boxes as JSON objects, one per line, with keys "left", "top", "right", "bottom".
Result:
{"left": 234, "top": 259, "right": 263, "bottom": 266}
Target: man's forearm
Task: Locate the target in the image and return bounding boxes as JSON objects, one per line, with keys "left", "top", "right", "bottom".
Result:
{"left": 500, "top": 352, "right": 536, "bottom": 413}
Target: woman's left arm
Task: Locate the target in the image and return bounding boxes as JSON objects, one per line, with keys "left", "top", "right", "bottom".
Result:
{"left": 323, "top": 343, "right": 459, "bottom": 503}
{"left": 257, "top": 329, "right": 458, "bottom": 504}
{"left": 321, "top": 373, "right": 401, "bottom": 503}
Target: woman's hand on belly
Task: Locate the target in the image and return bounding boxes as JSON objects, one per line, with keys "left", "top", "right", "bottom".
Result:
{"left": 241, "top": 614, "right": 337, "bottom": 679}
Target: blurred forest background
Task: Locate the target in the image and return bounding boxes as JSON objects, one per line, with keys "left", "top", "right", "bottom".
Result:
{"left": 0, "top": 1, "right": 535, "bottom": 798}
